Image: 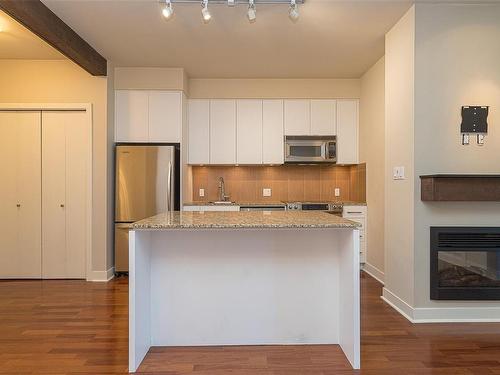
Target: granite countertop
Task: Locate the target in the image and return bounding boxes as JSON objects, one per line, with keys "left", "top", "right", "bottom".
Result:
{"left": 183, "top": 201, "right": 366, "bottom": 206}
{"left": 132, "top": 211, "right": 361, "bottom": 230}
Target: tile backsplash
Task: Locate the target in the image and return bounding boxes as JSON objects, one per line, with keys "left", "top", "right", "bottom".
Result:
{"left": 191, "top": 164, "right": 366, "bottom": 203}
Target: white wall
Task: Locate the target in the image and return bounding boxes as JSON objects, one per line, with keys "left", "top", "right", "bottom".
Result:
{"left": 384, "top": 7, "right": 415, "bottom": 308}
{"left": 360, "top": 57, "right": 385, "bottom": 280}
{"left": 413, "top": 3, "right": 500, "bottom": 309}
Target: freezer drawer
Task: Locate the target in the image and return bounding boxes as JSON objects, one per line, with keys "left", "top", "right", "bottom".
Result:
{"left": 115, "top": 223, "right": 131, "bottom": 273}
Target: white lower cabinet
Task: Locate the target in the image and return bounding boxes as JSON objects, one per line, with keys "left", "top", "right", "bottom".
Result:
{"left": 0, "top": 110, "right": 90, "bottom": 279}
{"left": 183, "top": 205, "right": 240, "bottom": 212}
{"left": 342, "top": 205, "right": 367, "bottom": 264}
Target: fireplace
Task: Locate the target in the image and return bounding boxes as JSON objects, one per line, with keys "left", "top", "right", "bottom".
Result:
{"left": 430, "top": 227, "right": 500, "bottom": 300}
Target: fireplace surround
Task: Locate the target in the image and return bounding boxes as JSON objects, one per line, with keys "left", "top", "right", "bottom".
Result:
{"left": 430, "top": 227, "right": 500, "bottom": 300}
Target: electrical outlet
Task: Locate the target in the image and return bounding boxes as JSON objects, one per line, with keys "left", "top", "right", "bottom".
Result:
{"left": 263, "top": 188, "right": 272, "bottom": 197}
{"left": 393, "top": 166, "right": 405, "bottom": 180}
{"left": 334, "top": 188, "right": 340, "bottom": 197}
{"left": 199, "top": 188, "right": 205, "bottom": 197}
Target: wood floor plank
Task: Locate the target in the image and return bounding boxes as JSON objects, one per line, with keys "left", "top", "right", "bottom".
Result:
{"left": 0, "top": 273, "right": 499, "bottom": 374}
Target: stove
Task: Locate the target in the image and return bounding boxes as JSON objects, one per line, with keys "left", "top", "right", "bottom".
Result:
{"left": 284, "top": 201, "right": 343, "bottom": 216}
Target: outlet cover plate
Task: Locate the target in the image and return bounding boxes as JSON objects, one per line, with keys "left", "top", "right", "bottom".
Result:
{"left": 393, "top": 166, "right": 405, "bottom": 180}
{"left": 263, "top": 188, "right": 272, "bottom": 197}
{"left": 334, "top": 188, "right": 340, "bottom": 197}
{"left": 199, "top": 188, "right": 205, "bottom": 197}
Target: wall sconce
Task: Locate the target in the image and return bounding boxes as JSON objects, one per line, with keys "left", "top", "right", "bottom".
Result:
{"left": 461, "top": 106, "right": 489, "bottom": 146}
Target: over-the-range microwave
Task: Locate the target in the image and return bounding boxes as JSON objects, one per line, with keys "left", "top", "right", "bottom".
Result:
{"left": 284, "top": 135, "right": 337, "bottom": 164}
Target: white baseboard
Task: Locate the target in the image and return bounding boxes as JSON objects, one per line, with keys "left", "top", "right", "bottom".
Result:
{"left": 87, "top": 267, "right": 115, "bottom": 282}
{"left": 362, "top": 263, "right": 385, "bottom": 284}
{"left": 381, "top": 287, "right": 500, "bottom": 323}
{"left": 381, "top": 287, "right": 414, "bottom": 322}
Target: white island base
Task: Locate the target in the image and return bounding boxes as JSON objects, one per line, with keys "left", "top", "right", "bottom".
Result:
{"left": 129, "top": 225, "right": 360, "bottom": 372}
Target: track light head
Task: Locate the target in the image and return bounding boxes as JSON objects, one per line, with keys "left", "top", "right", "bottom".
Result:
{"left": 289, "top": 0, "right": 299, "bottom": 22}
{"left": 162, "top": 0, "right": 174, "bottom": 19}
{"left": 247, "top": 0, "right": 256, "bottom": 23}
{"left": 227, "top": 0, "right": 235, "bottom": 6}
{"left": 201, "top": 0, "right": 211, "bottom": 22}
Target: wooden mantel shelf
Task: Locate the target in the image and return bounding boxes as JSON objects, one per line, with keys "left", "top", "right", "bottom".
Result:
{"left": 420, "top": 174, "right": 500, "bottom": 201}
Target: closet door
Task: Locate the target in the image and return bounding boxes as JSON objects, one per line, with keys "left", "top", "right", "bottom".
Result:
{"left": 42, "top": 111, "right": 88, "bottom": 279}
{"left": 0, "top": 112, "right": 42, "bottom": 278}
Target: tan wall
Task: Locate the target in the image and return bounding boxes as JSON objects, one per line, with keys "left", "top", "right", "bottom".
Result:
{"left": 413, "top": 3, "right": 500, "bottom": 308}
{"left": 190, "top": 165, "right": 365, "bottom": 204}
{"left": 360, "top": 56, "right": 385, "bottom": 276}
{"left": 114, "top": 67, "right": 188, "bottom": 92}
{"left": 188, "top": 78, "right": 361, "bottom": 99}
{"left": 0, "top": 59, "right": 111, "bottom": 274}
{"left": 106, "top": 61, "right": 115, "bottom": 270}
{"left": 384, "top": 7, "right": 415, "bottom": 307}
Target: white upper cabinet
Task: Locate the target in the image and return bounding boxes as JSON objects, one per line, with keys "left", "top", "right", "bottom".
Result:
{"left": 336, "top": 99, "right": 359, "bottom": 164}
{"left": 210, "top": 100, "right": 236, "bottom": 164}
{"left": 311, "top": 100, "right": 336, "bottom": 135}
{"left": 284, "top": 100, "right": 310, "bottom": 135}
{"left": 188, "top": 99, "right": 210, "bottom": 164}
{"left": 262, "top": 100, "right": 284, "bottom": 164}
{"left": 115, "top": 90, "right": 183, "bottom": 143}
{"left": 149, "top": 91, "right": 182, "bottom": 142}
{"left": 237, "top": 100, "right": 263, "bottom": 165}
{"left": 115, "top": 90, "right": 149, "bottom": 142}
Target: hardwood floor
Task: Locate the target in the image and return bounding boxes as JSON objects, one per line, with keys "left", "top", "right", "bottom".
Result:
{"left": 0, "top": 273, "right": 499, "bottom": 374}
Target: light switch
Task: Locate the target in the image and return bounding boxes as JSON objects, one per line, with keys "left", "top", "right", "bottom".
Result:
{"left": 393, "top": 166, "right": 405, "bottom": 180}
{"left": 199, "top": 188, "right": 205, "bottom": 197}
{"left": 263, "top": 188, "right": 272, "bottom": 197}
{"left": 334, "top": 188, "right": 340, "bottom": 197}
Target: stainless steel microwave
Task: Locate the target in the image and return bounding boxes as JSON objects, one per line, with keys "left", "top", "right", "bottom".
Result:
{"left": 284, "top": 136, "right": 337, "bottom": 164}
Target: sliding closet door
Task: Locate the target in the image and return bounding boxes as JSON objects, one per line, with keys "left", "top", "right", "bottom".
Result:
{"left": 0, "top": 112, "right": 42, "bottom": 278}
{"left": 42, "top": 111, "right": 89, "bottom": 279}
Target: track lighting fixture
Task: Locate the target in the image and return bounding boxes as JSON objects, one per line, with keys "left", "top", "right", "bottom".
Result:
{"left": 247, "top": 0, "right": 256, "bottom": 22}
{"left": 158, "top": 0, "right": 303, "bottom": 24}
{"left": 289, "top": 0, "right": 299, "bottom": 21}
{"left": 162, "top": 0, "right": 174, "bottom": 19}
{"left": 201, "top": 0, "right": 212, "bottom": 22}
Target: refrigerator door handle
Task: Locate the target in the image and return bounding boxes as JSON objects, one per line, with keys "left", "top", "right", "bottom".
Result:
{"left": 167, "top": 160, "right": 172, "bottom": 212}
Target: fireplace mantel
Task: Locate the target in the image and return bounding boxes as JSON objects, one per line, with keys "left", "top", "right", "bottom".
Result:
{"left": 420, "top": 174, "right": 500, "bottom": 202}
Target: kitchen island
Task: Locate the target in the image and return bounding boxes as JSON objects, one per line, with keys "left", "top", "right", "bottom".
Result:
{"left": 129, "top": 211, "right": 361, "bottom": 372}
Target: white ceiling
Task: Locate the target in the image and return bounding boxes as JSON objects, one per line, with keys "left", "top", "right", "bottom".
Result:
{"left": 0, "top": 10, "right": 65, "bottom": 60}
{"left": 40, "top": 0, "right": 415, "bottom": 78}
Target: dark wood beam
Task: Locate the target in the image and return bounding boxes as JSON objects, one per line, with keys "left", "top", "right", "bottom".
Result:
{"left": 0, "top": 0, "right": 107, "bottom": 76}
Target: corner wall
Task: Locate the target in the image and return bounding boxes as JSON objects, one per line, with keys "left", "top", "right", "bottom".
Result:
{"left": 383, "top": 6, "right": 415, "bottom": 308}
{"left": 359, "top": 57, "right": 385, "bottom": 281}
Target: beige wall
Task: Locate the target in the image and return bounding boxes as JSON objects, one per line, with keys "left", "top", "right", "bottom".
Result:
{"left": 413, "top": 3, "right": 500, "bottom": 308}
{"left": 188, "top": 78, "right": 360, "bottom": 99}
{"left": 384, "top": 6, "right": 415, "bottom": 307}
{"left": 0, "top": 59, "right": 112, "bottom": 275}
{"left": 114, "top": 67, "right": 188, "bottom": 93}
{"left": 360, "top": 56, "right": 385, "bottom": 277}
{"left": 106, "top": 61, "right": 115, "bottom": 270}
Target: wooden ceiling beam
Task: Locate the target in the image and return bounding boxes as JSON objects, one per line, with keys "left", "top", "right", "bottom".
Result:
{"left": 0, "top": 0, "right": 107, "bottom": 76}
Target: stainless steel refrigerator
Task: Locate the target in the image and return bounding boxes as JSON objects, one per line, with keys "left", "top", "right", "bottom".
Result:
{"left": 114, "top": 144, "right": 180, "bottom": 273}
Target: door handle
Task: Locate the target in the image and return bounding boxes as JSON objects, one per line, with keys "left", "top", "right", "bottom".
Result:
{"left": 167, "top": 161, "right": 172, "bottom": 212}
{"left": 16, "top": 203, "right": 21, "bottom": 208}
{"left": 60, "top": 204, "right": 65, "bottom": 208}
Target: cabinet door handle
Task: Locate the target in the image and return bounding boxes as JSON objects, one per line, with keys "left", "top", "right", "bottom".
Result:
{"left": 347, "top": 211, "right": 362, "bottom": 214}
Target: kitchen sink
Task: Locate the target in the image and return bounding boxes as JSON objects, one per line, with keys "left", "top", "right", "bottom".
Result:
{"left": 210, "top": 201, "right": 236, "bottom": 205}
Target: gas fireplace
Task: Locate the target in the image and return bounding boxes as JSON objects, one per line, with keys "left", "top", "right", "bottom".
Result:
{"left": 430, "top": 227, "right": 500, "bottom": 300}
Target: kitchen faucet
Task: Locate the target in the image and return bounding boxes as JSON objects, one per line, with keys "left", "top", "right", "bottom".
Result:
{"left": 218, "top": 177, "right": 229, "bottom": 202}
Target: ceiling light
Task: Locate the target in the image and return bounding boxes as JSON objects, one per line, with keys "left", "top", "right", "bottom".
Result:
{"left": 201, "top": 0, "right": 211, "bottom": 23}
{"left": 289, "top": 0, "right": 299, "bottom": 22}
{"left": 247, "top": 0, "right": 256, "bottom": 22}
{"left": 227, "top": 0, "right": 235, "bottom": 6}
{"left": 162, "top": 0, "right": 174, "bottom": 19}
